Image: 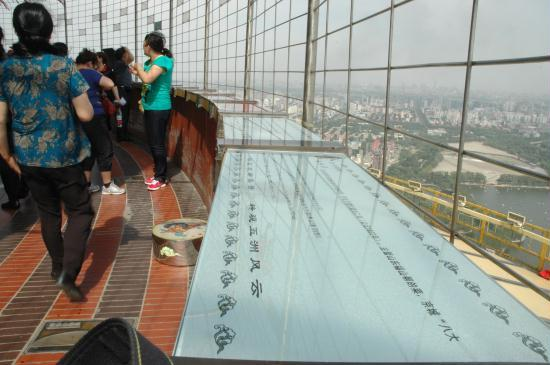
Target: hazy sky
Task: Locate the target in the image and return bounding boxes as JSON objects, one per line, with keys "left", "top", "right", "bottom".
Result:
{"left": 1, "top": 0, "right": 549, "bottom": 95}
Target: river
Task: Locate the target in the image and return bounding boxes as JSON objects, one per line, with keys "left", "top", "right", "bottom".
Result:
{"left": 459, "top": 185, "right": 550, "bottom": 228}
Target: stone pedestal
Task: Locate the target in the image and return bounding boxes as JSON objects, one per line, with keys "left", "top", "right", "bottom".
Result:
{"left": 152, "top": 218, "right": 207, "bottom": 266}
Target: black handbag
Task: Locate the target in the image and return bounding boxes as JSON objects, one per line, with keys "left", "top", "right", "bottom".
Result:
{"left": 58, "top": 318, "right": 173, "bottom": 365}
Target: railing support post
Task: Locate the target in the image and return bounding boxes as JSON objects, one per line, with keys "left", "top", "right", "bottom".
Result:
{"left": 538, "top": 242, "right": 549, "bottom": 271}
{"left": 301, "top": 0, "right": 319, "bottom": 128}
{"left": 203, "top": 0, "right": 211, "bottom": 90}
{"left": 243, "top": 0, "right": 255, "bottom": 100}
{"left": 450, "top": 0, "right": 478, "bottom": 244}
{"left": 63, "top": 0, "right": 69, "bottom": 46}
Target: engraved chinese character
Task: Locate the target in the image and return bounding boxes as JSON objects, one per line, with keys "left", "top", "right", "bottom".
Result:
{"left": 249, "top": 240, "right": 259, "bottom": 252}
{"left": 513, "top": 332, "right": 548, "bottom": 362}
{"left": 424, "top": 244, "right": 440, "bottom": 256}
{"left": 249, "top": 214, "right": 257, "bottom": 223}
{"left": 482, "top": 302, "right": 510, "bottom": 325}
{"left": 438, "top": 320, "right": 460, "bottom": 342}
{"left": 389, "top": 209, "right": 399, "bottom": 217}
{"left": 399, "top": 219, "right": 411, "bottom": 228}
{"left": 226, "top": 222, "right": 239, "bottom": 232}
{"left": 249, "top": 203, "right": 256, "bottom": 211}
{"left": 225, "top": 235, "right": 237, "bottom": 247}
{"left": 251, "top": 279, "right": 263, "bottom": 298}
{"left": 411, "top": 231, "right": 424, "bottom": 241}
{"left": 459, "top": 279, "right": 481, "bottom": 297}
{"left": 214, "top": 324, "right": 236, "bottom": 354}
{"left": 229, "top": 200, "right": 239, "bottom": 208}
{"left": 250, "top": 258, "right": 260, "bottom": 272}
{"left": 250, "top": 226, "right": 258, "bottom": 236}
{"left": 227, "top": 210, "right": 238, "bottom": 219}
{"left": 217, "top": 294, "right": 237, "bottom": 317}
{"left": 439, "top": 260, "right": 459, "bottom": 275}
{"left": 422, "top": 301, "right": 441, "bottom": 316}
{"left": 220, "top": 270, "right": 237, "bottom": 288}
{"left": 222, "top": 251, "right": 238, "bottom": 265}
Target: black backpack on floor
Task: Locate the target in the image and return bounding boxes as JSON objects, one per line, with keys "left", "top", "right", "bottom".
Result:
{"left": 58, "top": 318, "right": 173, "bottom": 365}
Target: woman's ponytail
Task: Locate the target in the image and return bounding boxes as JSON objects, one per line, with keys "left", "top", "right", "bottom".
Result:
{"left": 13, "top": 34, "right": 56, "bottom": 57}
{"left": 161, "top": 47, "right": 173, "bottom": 58}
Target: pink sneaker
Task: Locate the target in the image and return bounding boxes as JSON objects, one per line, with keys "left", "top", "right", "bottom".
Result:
{"left": 144, "top": 176, "right": 155, "bottom": 185}
{"left": 147, "top": 179, "right": 167, "bottom": 191}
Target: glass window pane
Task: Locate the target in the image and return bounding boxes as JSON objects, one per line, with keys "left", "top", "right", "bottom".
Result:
{"left": 275, "top": 23, "right": 290, "bottom": 49}
{"left": 353, "top": 0, "right": 391, "bottom": 22}
{"left": 289, "top": 14, "right": 308, "bottom": 45}
{"left": 347, "top": 118, "right": 385, "bottom": 170}
{"left": 274, "top": 72, "right": 288, "bottom": 97}
{"left": 390, "top": 67, "right": 466, "bottom": 143}
{"left": 466, "top": 63, "right": 550, "bottom": 175}
{"left": 349, "top": 70, "right": 387, "bottom": 123}
{"left": 324, "top": 71, "right": 349, "bottom": 113}
{"left": 457, "top": 162, "right": 550, "bottom": 272}
{"left": 351, "top": 13, "right": 390, "bottom": 69}
{"left": 392, "top": 0, "right": 472, "bottom": 65}
{"left": 274, "top": 48, "right": 289, "bottom": 71}
{"left": 328, "top": 0, "right": 351, "bottom": 32}
{"left": 386, "top": 134, "right": 459, "bottom": 229}
{"left": 277, "top": 0, "right": 290, "bottom": 24}
{"left": 474, "top": 0, "right": 550, "bottom": 60}
{"left": 290, "top": 0, "right": 308, "bottom": 18}
{"left": 312, "top": 105, "right": 326, "bottom": 137}
{"left": 326, "top": 28, "right": 350, "bottom": 70}
{"left": 314, "top": 71, "right": 325, "bottom": 105}
{"left": 288, "top": 72, "right": 305, "bottom": 100}
{"left": 288, "top": 44, "right": 306, "bottom": 71}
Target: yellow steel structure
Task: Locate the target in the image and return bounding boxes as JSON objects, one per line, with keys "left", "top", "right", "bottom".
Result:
{"left": 383, "top": 176, "right": 550, "bottom": 272}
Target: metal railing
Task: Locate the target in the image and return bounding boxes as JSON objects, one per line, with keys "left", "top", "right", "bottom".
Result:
{"left": 384, "top": 175, "right": 550, "bottom": 272}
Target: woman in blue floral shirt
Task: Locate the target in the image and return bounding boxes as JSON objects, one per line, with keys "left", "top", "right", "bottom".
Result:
{"left": 0, "top": 3, "right": 94, "bottom": 301}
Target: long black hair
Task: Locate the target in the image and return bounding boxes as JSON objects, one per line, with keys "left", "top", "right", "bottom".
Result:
{"left": 144, "top": 31, "right": 172, "bottom": 58}
{"left": 12, "top": 2, "right": 57, "bottom": 57}
{"left": 0, "top": 27, "right": 6, "bottom": 61}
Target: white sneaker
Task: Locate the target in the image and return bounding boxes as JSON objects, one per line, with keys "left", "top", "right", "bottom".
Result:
{"left": 88, "top": 184, "right": 100, "bottom": 193}
{"left": 102, "top": 182, "right": 126, "bottom": 195}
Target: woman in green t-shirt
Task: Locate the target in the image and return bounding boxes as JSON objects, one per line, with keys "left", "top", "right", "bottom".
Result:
{"left": 131, "top": 31, "right": 173, "bottom": 191}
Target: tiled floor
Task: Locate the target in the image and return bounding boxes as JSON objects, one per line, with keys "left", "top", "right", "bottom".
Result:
{"left": 0, "top": 141, "right": 207, "bottom": 364}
